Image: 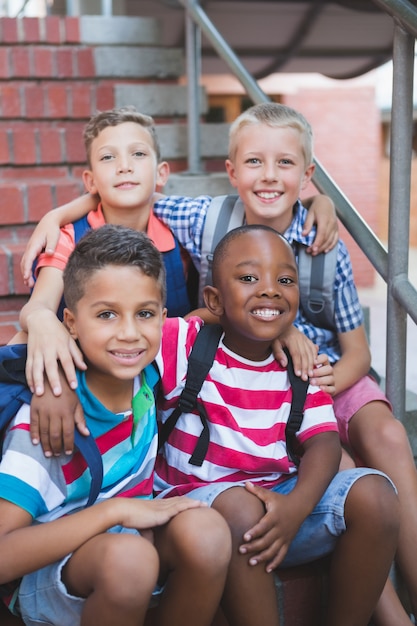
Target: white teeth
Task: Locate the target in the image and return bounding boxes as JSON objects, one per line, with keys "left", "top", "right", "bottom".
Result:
{"left": 257, "top": 192, "right": 280, "bottom": 199}
{"left": 113, "top": 351, "right": 139, "bottom": 358}
{"left": 253, "top": 309, "right": 280, "bottom": 318}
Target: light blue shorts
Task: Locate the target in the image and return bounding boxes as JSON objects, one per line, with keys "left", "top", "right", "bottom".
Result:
{"left": 187, "top": 468, "right": 393, "bottom": 568}
{"left": 16, "top": 526, "right": 163, "bottom": 626}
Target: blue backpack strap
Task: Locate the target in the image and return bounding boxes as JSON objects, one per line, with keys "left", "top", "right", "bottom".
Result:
{"left": 162, "top": 237, "right": 191, "bottom": 317}
{"left": 56, "top": 215, "right": 91, "bottom": 320}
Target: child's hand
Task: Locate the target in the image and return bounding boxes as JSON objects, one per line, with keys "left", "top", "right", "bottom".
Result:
{"left": 116, "top": 496, "right": 207, "bottom": 531}
{"left": 30, "top": 378, "right": 88, "bottom": 457}
{"left": 26, "top": 310, "right": 86, "bottom": 396}
{"left": 21, "top": 213, "right": 62, "bottom": 288}
{"left": 302, "top": 194, "right": 338, "bottom": 255}
{"left": 238, "top": 482, "right": 304, "bottom": 573}
{"left": 272, "top": 326, "right": 318, "bottom": 380}
{"left": 309, "top": 353, "right": 335, "bottom": 395}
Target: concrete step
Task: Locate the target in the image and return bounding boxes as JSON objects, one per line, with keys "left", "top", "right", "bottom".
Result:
{"left": 157, "top": 123, "right": 229, "bottom": 160}
{"left": 163, "top": 172, "right": 233, "bottom": 197}
{"left": 93, "top": 46, "right": 184, "bottom": 79}
{"left": 115, "top": 83, "right": 207, "bottom": 117}
{"left": 79, "top": 16, "right": 162, "bottom": 46}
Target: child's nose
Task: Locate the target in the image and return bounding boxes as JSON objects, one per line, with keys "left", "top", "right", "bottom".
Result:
{"left": 117, "top": 157, "right": 133, "bottom": 173}
{"left": 262, "top": 162, "right": 278, "bottom": 181}
{"left": 117, "top": 316, "right": 140, "bottom": 340}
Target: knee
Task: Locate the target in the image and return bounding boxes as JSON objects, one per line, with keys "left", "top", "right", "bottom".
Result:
{"left": 213, "top": 486, "right": 265, "bottom": 543}
{"left": 346, "top": 473, "right": 400, "bottom": 538}
{"left": 166, "top": 507, "right": 232, "bottom": 573}
{"left": 98, "top": 535, "right": 159, "bottom": 603}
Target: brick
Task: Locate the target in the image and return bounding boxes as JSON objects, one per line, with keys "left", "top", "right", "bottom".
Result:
{"left": 56, "top": 47, "right": 75, "bottom": 78}
{"left": 11, "top": 128, "right": 37, "bottom": 165}
{"left": 10, "top": 47, "right": 32, "bottom": 78}
{"left": 0, "top": 48, "right": 11, "bottom": 79}
{"left": 0, "top": 84, "right": 22, "bottom": 118}
{"left": 45, "top": 16, "right": 62, "bottom": 44}
{"left": 33, "top": 47, "right": 54, "bottom": 78}
{"left": 55, "top": 181, "right": 85, "bottom": 207}
{"left": 76, "top": 48, "right": 95, "bottom": 78}
{"left": 96, "top": 82, "right": 115, "bottom": 110}
{"left": 0, "top": 165, "right": 69, "bottom": 180}
{"left": 27, "top": 183, "right": 54, "bottom": 220}
{"left": 64, "top": 124, "right": 86, "bottom": 163}
{"left": 45, "top": 83, "right": 69, "bottom": 117}
{"left": 0, "top": 129, "right": 9, "bottom": 164}
{"left": 0, "top": 18, "right": 18, "bottom": 44}
{"left": 0, "top": 185, "right": 25, "bottom": 224}
{"left": 22, "top": 84, "right": 45, "bottom": 119}
{"left": 64, "top": 16, "right": 80, "bottom": 43}
{"left": 9, "top": 242, "right": 31, "bottom": 296}
{"left": 38, "top": 128, "right": 63, "bottom": 164}
{"left": 0, "top": 247, "right": 9, "bottom": 295}
{"left": 23, "top": 17, "right": 41, "bottom": 43}
{"left": 0, "top": 323, "right": 21, "bottom": 346}
{"left": 71, "top": 83, "right": 95, "bottom": 117}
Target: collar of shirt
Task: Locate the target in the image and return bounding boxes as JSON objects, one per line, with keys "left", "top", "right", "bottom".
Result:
{"left": 88, "top": 204, "right": 176, "bottom": 253}
{"left": 284, "top": 200, "right": 316, "bottom": 248}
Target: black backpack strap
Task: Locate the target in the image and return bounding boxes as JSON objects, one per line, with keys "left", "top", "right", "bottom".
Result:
{"left": 158, "top": 323, "right": 223, "bottom": 466}
{"left": 284, "top": 348, "right": 309, "bottom": 466}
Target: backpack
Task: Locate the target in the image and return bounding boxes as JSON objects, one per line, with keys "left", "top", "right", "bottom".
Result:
{"left": 158, "top": 323, "right": 309, "bottom": 467}
{"left": 0, "top": 344, "right": 160, "bottom": 507}
{"left": 199, "top": 194, "right": 338, "bottom": 330}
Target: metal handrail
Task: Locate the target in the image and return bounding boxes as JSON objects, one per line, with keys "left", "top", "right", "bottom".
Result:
{"left": 177, "top": 0, "right": 417, "bottom": 420}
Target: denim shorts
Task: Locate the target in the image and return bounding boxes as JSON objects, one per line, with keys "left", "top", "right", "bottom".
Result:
{"left": 187, "top": 467, "right": 393, "bottom": 568}
{"left": 16, "top": 526, "right": 163, "bottom": 626}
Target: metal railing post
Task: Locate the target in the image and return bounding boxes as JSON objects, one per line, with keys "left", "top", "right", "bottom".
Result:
{"left": 185, "top": 5, "right": 202, "bottom": 173}
{"left": 386, "top": 21, "right": 414, "bottom": 419}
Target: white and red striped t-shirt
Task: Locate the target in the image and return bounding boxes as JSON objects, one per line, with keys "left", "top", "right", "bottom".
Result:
{"left": 154, "top": 317, "right": 337, "bottom": 497}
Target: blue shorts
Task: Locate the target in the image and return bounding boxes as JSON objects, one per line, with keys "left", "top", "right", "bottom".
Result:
{"left": 187, "top": 468, "right": 393, "bottom": 568}
{"left": 16, "top": 526, "right": 163, "bottom": 626}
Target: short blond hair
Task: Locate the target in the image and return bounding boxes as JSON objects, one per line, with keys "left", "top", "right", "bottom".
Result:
{"left": 83, "top": 106, "right": 161, "bottom": 166}
{"left": 228, "top": 102, "right": 313, "bottom": 166}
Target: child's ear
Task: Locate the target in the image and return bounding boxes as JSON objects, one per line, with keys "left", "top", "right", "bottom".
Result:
{"left": 63, "top": 308, "right": 78, "bottom": 340}
{"left": 82, "top": 169, "right": 98, "bottom": 195}
{"left": 225, "top": 159, "right": 238, "bottom": 189}
{"left": 300, "top": 163, "right": 315, "bottom": 190}
{"left": 156, "top": 161, "right": 170, "bottom": 190}
{"left": 203, "top": 285, "right": 224, "bottom": 317}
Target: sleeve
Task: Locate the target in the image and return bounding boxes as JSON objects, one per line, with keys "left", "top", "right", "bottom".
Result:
{"left": 333, "top": 241, "right": 364, "bottom": 333}
{"left": 296, "top": 386, "right": 338, "bottom": 445}
{"left": 153, "top": 196, "right": 212, "bottom": 270}
{"left": 35, "top": 223, "right": 76, "bottom": 276}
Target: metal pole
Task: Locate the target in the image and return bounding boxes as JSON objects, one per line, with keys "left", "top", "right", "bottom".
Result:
{"left": 386, "top": 20, "right": 414, "bottom": 419}
{"left": 101, "top": 0, "right": 112, "bottom": 16}
{"left": 185, "top": 6, "right": 202, "bottom": 173}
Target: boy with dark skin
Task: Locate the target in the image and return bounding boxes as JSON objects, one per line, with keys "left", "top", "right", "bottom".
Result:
{"left": 153, "top": 224, "right": 399, "bottom": 626}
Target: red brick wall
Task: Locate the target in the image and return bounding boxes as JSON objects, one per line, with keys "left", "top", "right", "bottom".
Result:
{"left": 284, "top": 87, "right": 381, "bottom": 288}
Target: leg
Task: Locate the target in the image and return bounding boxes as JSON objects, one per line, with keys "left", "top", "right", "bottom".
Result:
{"left": 213, "top": 486, "right": 280, "bottom": 626}
{"left": 325, "top": 473, "right": 399, "bottom": 626}
{"left": 63, "top": 532, "right": 159, "bottom": 626}
{"left": 349, "top": 401, "right": 417, "bottom": 618}
{"left": 153, "top": 506, "right": 231, "bottom": 626}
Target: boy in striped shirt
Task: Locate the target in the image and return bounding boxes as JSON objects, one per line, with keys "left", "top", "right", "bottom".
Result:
{"left": 155, "top": 224, "right": 399, "bottom": 626}
{"left": 0, "top": 225, "right": 231, "bottom": 626}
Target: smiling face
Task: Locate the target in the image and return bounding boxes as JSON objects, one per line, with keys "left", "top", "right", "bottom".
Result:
{"left": 64, "top": 264, "right": 166, "bottom": 401}
{"left": 204, "top": 227, "right": 299, "bottom": 361}
{"left": 82, "top": 121, "right": 169, "bottom": 219}
{"left": 225, "top": 122, "right": 314, "bottom": 234}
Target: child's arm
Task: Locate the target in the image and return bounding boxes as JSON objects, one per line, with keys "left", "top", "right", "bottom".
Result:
{"left": 239, "top": 431, "right": 341, "bottom": 572}
{"left": 21, "top": 194, "right": 98, "bottom": 288}
{"left": 332, "top": 325, "right": 371, "bottom": 395}
{"left": 19, "top": 266, "right": 86, "bottom": 395}
{"left": 302, "top": 194, "right": 338, "bottom": 255}
{"left": 0, "top": 493, "right": 205, "bottom": 584}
